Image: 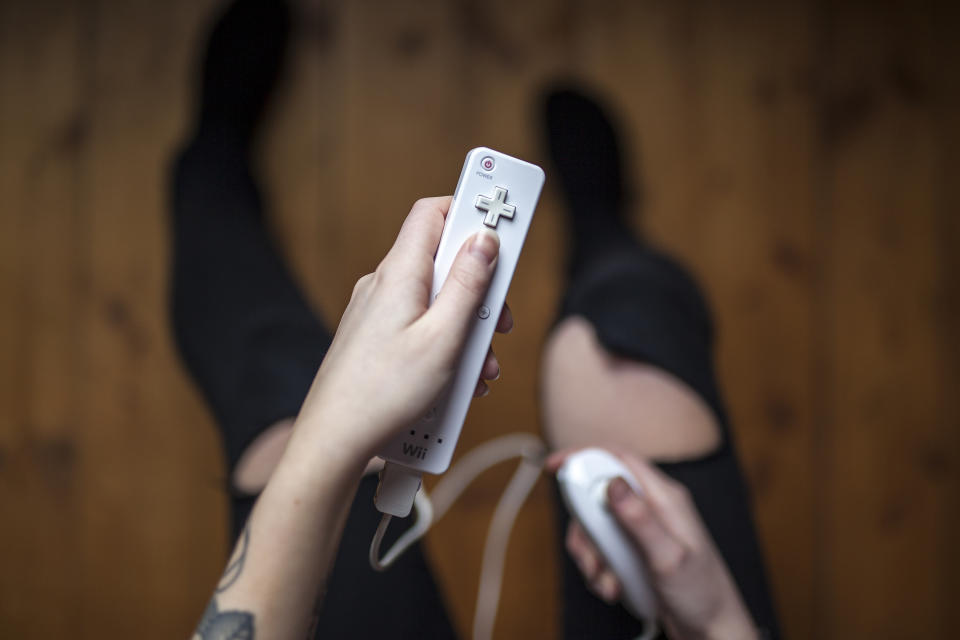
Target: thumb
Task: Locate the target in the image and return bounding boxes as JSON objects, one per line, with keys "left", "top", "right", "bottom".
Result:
{"left": 423, "top": 229, "right": 499, "bottom": 359}
{"left": 607, "top": 477, "right": 686, "bottom": 575}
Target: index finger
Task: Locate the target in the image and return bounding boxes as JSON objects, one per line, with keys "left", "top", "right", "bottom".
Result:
{"left": 618, "top": 452, "right": 704, "bottom": 547}
{"left": 544, "top": 447, "right": 584, "bottom": 473}
{"left": 381, "top": 196, "right": 452, "bottom": 278}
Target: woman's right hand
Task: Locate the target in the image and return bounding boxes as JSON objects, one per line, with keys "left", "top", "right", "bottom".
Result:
{"left": 547, "top": 451, "right": 758, "bottom": 640}
{"left": 289, "top": 196, "right": 509, "bottom": 470}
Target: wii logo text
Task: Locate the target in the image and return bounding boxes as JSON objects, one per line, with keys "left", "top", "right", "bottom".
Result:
{"left": 402, "top": 442, "right": 427, "bottom": 460}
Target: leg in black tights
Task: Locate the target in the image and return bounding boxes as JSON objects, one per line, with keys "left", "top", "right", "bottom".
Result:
{"left": 169, "top": 2, "right": 457, "bottom": 637}
{"left": 541, "top": 86, "right": 781, "bottom": 639}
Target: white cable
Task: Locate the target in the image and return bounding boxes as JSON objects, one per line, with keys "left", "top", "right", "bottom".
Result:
{"left": 430, "top": 433, "right": 546, "bottom": 521}
{"left": 369, "top": 489, "right": 434, "bottom": 571}
{"left": 368, "top": 432, "right": 547, "bottom": 640}
{"left": 368, "top": 435, "right": 657, "bottom": 640}
{"left": 368, "top": 514, "right": 392, "bottom": 571}
{"left": 471, "top": 449, "right": 543, "bottom": 640}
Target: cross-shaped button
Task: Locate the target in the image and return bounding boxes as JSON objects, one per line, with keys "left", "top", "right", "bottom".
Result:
{"left": 475, "top": 186, "right": 516, "bottom": 228}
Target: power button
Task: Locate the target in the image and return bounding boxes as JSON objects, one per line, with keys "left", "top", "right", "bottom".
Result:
{"left": 480, "top": 156, "right": 495, "bottom": 172}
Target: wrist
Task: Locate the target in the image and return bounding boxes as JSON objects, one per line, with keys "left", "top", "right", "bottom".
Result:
{"left": 275, "top": 410, "right": 372, "bottom": 488}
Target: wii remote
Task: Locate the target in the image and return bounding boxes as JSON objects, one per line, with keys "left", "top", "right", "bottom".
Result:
{"left": 557, "top": 448, "right": 658, "bottom": 626}
{"left": 377, "top": 147, "right": 544, "bottom": 475}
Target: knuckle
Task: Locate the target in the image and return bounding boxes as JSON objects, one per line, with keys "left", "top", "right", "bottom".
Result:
{"left": 654, "top": 545, "right": 689, "bottom": 578}
{"left": 373, "top": 258, "right": 391, "bottom": 281}
{"left": 581, "top": 549, "right": 598, "bottom": 576}
{"left": 351, "top": 273, "right": 374, "bottom": 299}
{"left": 686, "top": 536, "right": 705, "bottom": 558}
{"left": 449, "top": 260, "right": 485, "bottom": 297}
{"left": 617, "top": 497, "right": 648, "bottom": 531}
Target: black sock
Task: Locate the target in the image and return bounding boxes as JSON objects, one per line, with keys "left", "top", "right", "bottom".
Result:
{"left": 541, "top": 85, "right": 640, "bottom": 273}
{"left": 195, "top": 0, "right": 292, "bottom": 147}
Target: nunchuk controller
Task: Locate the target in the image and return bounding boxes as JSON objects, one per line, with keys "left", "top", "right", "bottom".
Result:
{"left": 557, "top": 448, "right": 658, "bottom": 625}
{"left": 377, "top": 147, "right": 545, "bottom": 476}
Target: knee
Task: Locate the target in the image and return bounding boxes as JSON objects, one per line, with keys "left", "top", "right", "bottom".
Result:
{"left": 540, "top": 316, "right": 721, "bottom": 462}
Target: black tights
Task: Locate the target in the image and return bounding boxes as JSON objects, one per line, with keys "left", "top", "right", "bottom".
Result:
{"left": 169, "top": 129, "right": 779, "bottom": 639}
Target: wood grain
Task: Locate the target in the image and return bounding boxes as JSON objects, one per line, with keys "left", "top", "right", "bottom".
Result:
{"left": 77, "top": 0, "right": 227, "bottom": 635}
{"left": 0, "top": 1, "right": 86, "bottom": 635}
{"left": 818, "top": 2, "right": 957, "bottom": 636}
{"left": 931, "top": 4, "right": 960, "bottom": 633}
{"left": 1, "top": 0, "right": 957, "bottom": 638}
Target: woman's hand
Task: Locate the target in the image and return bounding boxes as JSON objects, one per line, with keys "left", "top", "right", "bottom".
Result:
{"left": 201, "top": 196, "right": 513, "bottom": 640}
{"left": 294, "top": 196, "right": 512, "bottom": 466}
{"left": 547, "top": 450, "right": 758, "bottom": 640}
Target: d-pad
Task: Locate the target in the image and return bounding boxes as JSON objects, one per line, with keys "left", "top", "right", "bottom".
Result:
{"left": 475, "top": 187, "right": 516, "bottom": 228}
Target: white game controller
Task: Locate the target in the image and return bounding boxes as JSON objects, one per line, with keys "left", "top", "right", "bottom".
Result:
{"left": 558, "top": 448, "right": 658, "bottom": 626}
{"left": 377, "top": 147, "right": 544, "bottom": 476}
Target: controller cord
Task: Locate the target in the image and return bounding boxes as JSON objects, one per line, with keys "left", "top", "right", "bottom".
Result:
{"left": 369, "top": 433, "right": 660, "bottom": 640}
{"left": 369, "top": 433, "right": 546, "bottom": 640}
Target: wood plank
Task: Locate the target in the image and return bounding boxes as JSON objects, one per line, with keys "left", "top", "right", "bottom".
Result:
{"left": 0, "top": 1, "right": 86, "bottom": 635}
{"left": 77, "top": 0, "right": 226, "bottom": 635}
{"left": 819, "top": 1, "right": 954, "bottom": 636}
{"left": 931, "top": 4, "right": 960, "bottom": 633}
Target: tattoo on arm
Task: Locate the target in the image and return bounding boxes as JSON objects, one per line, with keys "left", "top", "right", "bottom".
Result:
{"left": 193, "top": 526, "right": 255, "bottom": 639}
{"left": 195, "top": 598, "right": 254, "bottom": 640}
{"left": 217, "top": 525, "right": 250, "bottom": 593}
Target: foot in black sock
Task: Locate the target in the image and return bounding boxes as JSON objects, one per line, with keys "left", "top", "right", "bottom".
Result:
{"left": 197, "top": 0, "right": 292, "bottom": 146}
{"left": 541, "top": 84, "right": 640, "bottom": 273}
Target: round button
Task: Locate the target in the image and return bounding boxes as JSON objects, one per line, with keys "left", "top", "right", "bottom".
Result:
{"left": 480, "top": 156, "right": 495, "bottom": 171}
{"left": 477, "top": 305, "right": 491, "bottom": 319}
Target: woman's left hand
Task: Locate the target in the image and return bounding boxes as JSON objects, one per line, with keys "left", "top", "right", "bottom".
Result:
{"left": 547, "top": 450, "right": 758, "bottom": 640}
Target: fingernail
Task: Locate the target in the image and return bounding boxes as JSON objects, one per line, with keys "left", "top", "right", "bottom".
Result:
{"left": 607, "top": 477, "right": 632, "bottom": 505}
{"left": 470, "top": 229, "right": 499, "bottom": 264}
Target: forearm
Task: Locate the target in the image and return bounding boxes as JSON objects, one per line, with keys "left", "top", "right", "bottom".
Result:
{"left": 192, "top": 197, "right": 501, "bottom": 639}
{"left": 195, "top": 417, "right": 368, "bottom": 640}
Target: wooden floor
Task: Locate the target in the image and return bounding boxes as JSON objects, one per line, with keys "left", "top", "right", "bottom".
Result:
{"left": 1, "top": 0, "right": 958, "bottom": 637}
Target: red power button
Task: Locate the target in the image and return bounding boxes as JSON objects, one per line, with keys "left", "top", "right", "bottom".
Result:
{"left": 481, "top": 156, "right": 495, "bottom": 171}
